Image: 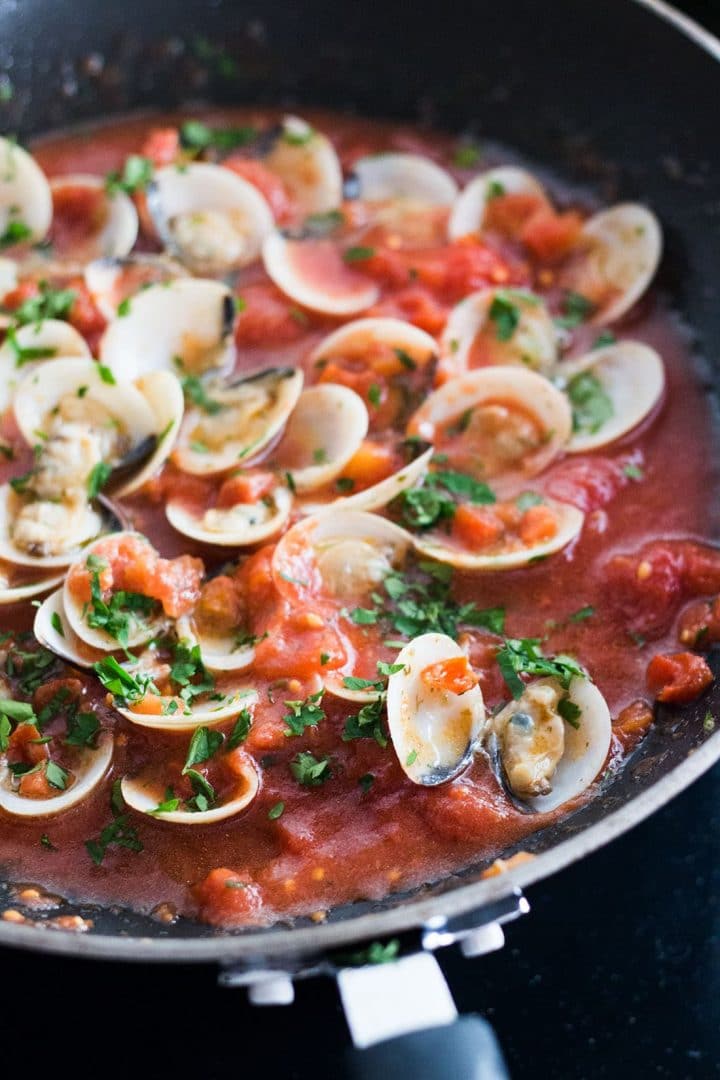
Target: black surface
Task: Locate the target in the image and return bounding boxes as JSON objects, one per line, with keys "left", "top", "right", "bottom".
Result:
{"left": 1, "top": 1, "right": 720, "bottom": 1076}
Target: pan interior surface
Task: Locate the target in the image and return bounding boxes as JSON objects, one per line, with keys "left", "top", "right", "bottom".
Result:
{"left": 0, "top": 0, "right": 719, "bottom": 960}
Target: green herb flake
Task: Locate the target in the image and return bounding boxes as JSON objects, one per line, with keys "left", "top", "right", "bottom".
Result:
{"left": 568, "top": 605, "right": 595, "bottom": 623}
{"left": 290, "top": 751, "right": 332, "bottom": 787}
{"left": 268, "top": 801, "right": 285, "bottom": 820}
{"left": 283, "top": 690, "right": 325, "bottom": 737}
{"left": 557, "top": 695, "right": 582, "bottom": 729}
{"left": 556, "top": 290, "right": 596, "bottom": 329}
{"left": 703, "top": 712, "right": 716, "bottom": 734}
{"left": 496, "top": 637, "right": 585, "bottom": 700}
{"left": 86, "top": 461, "right": 112, "bottom": 500}
{"left": 97, "top": 364, "right": 116, "bottom": 385}
{"left": 359, "top": 773, "right": 375, "bottom": 793}
{"left": 182, "top": 374, "right": 223, "bottom": 415}
{"left": 568, "top": 370, "right": 614, "bottom": 435}
{"left": 488, "top": 292, "right": 521, "bottom": 342}
{"left": 623, "top": 462, "right": 644, "bottom": 481}
{"left": 343, "top": 246, "right": 375, "bottom": 263}
{"left": 452, "top": 144, "right": 482, "bottom": 168}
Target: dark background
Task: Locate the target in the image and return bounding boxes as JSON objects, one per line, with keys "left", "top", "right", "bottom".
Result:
{"left": 2, "top": 3, "right": 720, "bottom": 1077}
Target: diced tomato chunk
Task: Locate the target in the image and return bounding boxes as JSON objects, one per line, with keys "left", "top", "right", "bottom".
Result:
{"left": 195, "top": 575, "right": 245, "bottom": 636}
{"left": 452, "top": 504, "right": 504, "bottom": 549}
{"left": 339, "top": 440, "right": 399, "bottom": 488}
{"left": 484, "top": 192, "right": 548, "bottom": 237}
{"left": 33, "top": 678, "right": 83, "bottom": 713}
{"left": 520, "top": 208, "right": 583, "bottom": 264}
{"left": 519, "top": 504, "right": 558, "bottom": 545}
{"left": 193, "top": 868, "right": 264, "bottom": 927}
{"left": 140, "top": 126, "right": 181, "bottom": 167}
{"left": 678, "top": 598, "right": 720, "bottom": 649}
{"left": 19, "top": 768, "right": 55, "bottom": 799}
{"left": 614, "top": 699, "right": 654, "bottom": 752}
{"left": 606, "top": 544, "right": 684, "bottom": 640}
{"left": 223, "top": 158, "right": 292, "bottom": 223}
{"left": 217, "top": 470, "right": 277, "bottom": 508}
{"left": 367, "top": 286, "right": 448, "bottom": 335}
{"left": 67, "top": 280, "right": 107, "bottom": 352}
{"left": 131, "top": 694, "right": 184, "bottom": 716}
{"left": 8, "top": 723, "right": 49, "bottom": 766}
{"left": 646, "top": 651, "right": 713, "bottom": 704}
{"left": 421, "top": 656, "right": 479, "bottom": 695}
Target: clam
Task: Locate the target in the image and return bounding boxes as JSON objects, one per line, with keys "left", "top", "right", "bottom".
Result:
{"left": 175, "top": 614, "right": 256, "bottom": 675}
{"left": 411, "top": 495, "right": 584, "bottom": 571}
{"left": 0, "top": 257, "right": 18, "bottom": 297}
{"left": 121, "top": 753, "right": 259, "bottom": 825}
{"left": 560, "top": 341, "right": 665, "bottom": 453}
{"left": 313, "top": 439, "right": 433, "bottom": 514}
{"left": 33, "top": 587, "right": 107, "bottom": 667}
{"left": 0, "top": 731, "right": 113, "bottom": 818}
{"left": 272, "top": 384, "right": 369, "bottom": 492}
{"left": 13, "top": 356, "right": 182, "bottom": 497}
{"left": 448, "top": 166, "right": 546, "bottom": 240}
{"left": 272, "top": 510, "right": 412, "bottom": 602}
{"left": 173, "top": 366, "right": 303, "bottom": 477}
{"left": 84, "top": 254, "right": 188, "bottom": 320}
{"left": 440, "top": 288, "right": 558, "bottom": 376}
{"left": 0, "top": 319, "right": 91, "bottom": 415}
{"left": 49, "top": 174, "right": 138, "bottom": 261}
{"left": 100, "top": 278, "right": 236, "bottom": 382}
{"left": 559, "top": 203, "right": 662, "bottom": 325}
{"left": 117, "top": 687, "right": 259, "bottom": 733}
{"left": 386, "top": 632, "right": 486, "bottom": 785}
{"left": 0, "top": 136, "right": 53, "bottom": 248}
{"left": 262, "top": 231, "right": 379, "bottom": 316}
{"left": 263, "top": 115, "right": 343, "bottom": 216}
{"left": 353, "top": 153, "right": 458, "bottom": 207}
{"left": 407, "top": 367, "right": 572, "bottom": 498}
{"left": 62, "top": 532, "right": 170, "bottom": 652}
{"left": 166, "top": 481, "right": 292, "bottom": 547}
{"left": 0, "top": 565, "right": 64, "bottom": 606}
{"left": 491, "top": 675, "right": 611, "bottom": 812}
{"left": 0, "top": 484, "right": 107, "bottom": 569}
{"left": 148, "top": 162, "right": 274, "bottom": 274}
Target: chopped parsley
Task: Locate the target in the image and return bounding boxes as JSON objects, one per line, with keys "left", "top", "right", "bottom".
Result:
{"left": 395, "top": 470, "right": 495, "bottom": 530}
{"left": 283, "top": 690, "right": 325, "bottom": 737}
{"left": 11, "top": 282, "right": 76, "bottom": 327}
{"left": 40, "top": 833, "right": 57, "bottom": 852}
{"left": 557, "top": 695, "right": 582, "bottom": 729}
{"left": 343, "top": 245, "right": 375, "bottom": 262}
{"left": 86, "top": 461, "right": 112, "bottom": 500}
{"left": 358, "top": 773, "right": 375, "bottom": 793}
{"left": 93, "top": 656, "right": 157, "bottom": 706}
{"left": 84, "top": 562, "right": 159, "bottom": 648}
{"left": 183, "top": 725, "right": 224, "bottom": 771}
{"left": 5, "top": 326, "right": 56, "bottom": 366}
{"left": 488, "top": 292, "right": 521, "bottom": 342}
{"left": 86, "top": 780, "right": 143, "bottom": 865}
{"left": 623, "top": 462, "right": 644, "bottom": 481}
{"left": 0, "top": 219, "right": 31, "bottom": 249}
{"left": 169, "top": 641, "right": 215, "bottom": 705}
{"left": 45, "top": 760, "right": 69, "bottom": 790}
{"left": 496, "top": 637, "right": 585, "bottom": 700}
{"left": 303, "top": 209, "right": 344, "bottom": 237}
{"left": 568, "top": 605, "right": 595, "bottom": 623}
{"left": 64, "top": 709, "right": 100, "bottom": 748}
{"left": 182, "top": 374, "right": 223, "bottom": 414}
{"left": 290, "top": 751, "right": 331, "bottom": 787}
{"left": 592, "top": 330, "right": 617, "bottom": 349}
{"left": 268, "top": 801, "right": 285, "bottom": 820}
{"left": 567, "top": 370, "right": 614, "bottom": 435}
{"left": 227, "top": 709, "right": 253, "bottom": 749}
{"left": 105, "top": 154, "right": 154, "bottom": 196}
{"left": 179, "top": 120, "right": 257, "bottom": 152}
{"left": 452, "top": 143, "right": 482, "bottom": 168}
{"left": 97, "top": 364, "right": 116, "bottom": 385}
{"left": 6, "top": 645, "right": 58, "bottom": 693}
{"left": 556, "top": 290, "right": 596, "bottom": 328}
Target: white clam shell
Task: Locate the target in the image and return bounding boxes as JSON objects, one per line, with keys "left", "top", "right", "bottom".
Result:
{"left": 412, "top": 496, "right": 584, "bottom": 571}
{"left": 0, "top": 731, "right": 113, "bottom": 818}
{"left": 0, "top": 567, "right": 64, "bottom": 606}
{"left": 121, "top": 754, "right": 259, "bottom": 825}
{"left": 314, "top": 441, "right": 434, "bottom": 514}
{"left": 0, "top": 137, "right": 52, "bottom": 245}
{"left": 84, "top": 254, "right": 188, "bottom": 320}
{"left": 310, "top": 316, "right": 438, "bottom": 374}
{"left": 494, "top": 676, "right": 611, "bottom": 812}
{"left": 264, "top": 116, "right": 343, "bottom": 215}
{"left": 149, "top": 162, "right": 274, "bottom": 273}
{"left": 262, "top": 231, "right": 380, "bottom": 316}
{"left": 448, "top": 166, "right": 546, "bottom": 240}
{"left": 50, "top": 174, "right": 138, "bottom": 259}
{"left": 562, "top": 341, "right": 665, "bottom": 453}
{"left": 175, "top": 614, "right": 256, "bottom": 675}
{"left": 0, "top": 484, "right": 104, "bottom": 568}
{"left": 273, "top": 510, "right": 412, "bottom": 601}
{"left": 386, "top": 632, "right": 486, "bottom": 785}
{"left": 100, "top": 278, "right": 236, "bottom": 382}
{"left": 440, "top": 288, "right": 558, "bottom": 376}
{"left": 408, "top": 367, "right": 572, "bottom": 497}
{"left": 354, "top": 153, "right": 458, "bottom": 206}
{"left": 63, "top": 531, "right": 169, "bottom": 651}
{"left": 173, "top": 366, "right": 303, "bottom": 477}
{"left": 166, "top": 482, "right": 293, "bottom": 547}
{"left": 117, "top": 688, "right": 259, "bottom": 732}
{"left": 33, "top": 588, "right": 107, "bottom": 667}
{"left": 0, "top": 319, "right": 91, "bottom": 415}
{"left": 114, "top": 370, "right": 185, "bottom": 496}
{"left": 274, "top": 384, "right": 369, "bottom": 492}
{"left": 14, "top": 356, "right": 157, "bottom": 450}
{"left": 562, "top": 203, "right": 662, "bottom": 325}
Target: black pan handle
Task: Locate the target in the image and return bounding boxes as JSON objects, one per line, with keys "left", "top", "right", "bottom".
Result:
{"left": 344, "top": 1015, "right": 510, "bottom": 1080}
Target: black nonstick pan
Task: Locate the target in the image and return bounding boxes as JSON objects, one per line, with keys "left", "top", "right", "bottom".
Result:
{"left": 1, "top": 0, "right": 719, "bottom": 1073}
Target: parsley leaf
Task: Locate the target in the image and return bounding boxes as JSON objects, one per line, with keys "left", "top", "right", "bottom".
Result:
{"left": 93, "top": 656, "right": 157, "bottom": 706}
{"left": 180, "top": 120, "right": 256, "bottom": 152}
{"left": 87, "top": 461, "right": 112, "bottom": 500}
{"left": 568, "top": 371, "right": 614, "bottom": 435}
{"left": 556, "top": 290, "right": 596, "bottom": 328}
{"left": 86, "top": 781, "right": 143, "bottom": 865}
{"left": 183, "top": 725, "right": 224, "bottom": 771}
{"left": 488, "top": 292, "right": 521, "bottom": 341}
{"left": 290, "top": 751, "right": 332, "bottom": 786}
{"left": 227, "top": 708, "right": 253, "bottom": 749}
{"left": 65, "top": 710, "right": 100, "bottom": 748}
{"left": 11, "top": 282, "right": 76, "bottom": 326}
{"left": 182, "top": 374, "right": 223, "bottom": 414}
{"left": 283, "top": 690, "right": 325, "bottom": 737}
{"left": 105, "top": 154, "right": 154, "bottom": 196}
{"left": 496, "top": 638, "right": 585, "bottom": 700}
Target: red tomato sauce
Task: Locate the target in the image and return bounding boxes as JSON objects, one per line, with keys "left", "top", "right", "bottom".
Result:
{"left": 0, "top": 109, "right": 715, "bottom": 930}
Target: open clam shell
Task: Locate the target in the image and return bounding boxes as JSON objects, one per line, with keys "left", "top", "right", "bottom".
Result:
{"left": 314, "top": 439, "right": 434, "bottom": 514}
{"left": 0, "top": 484, "right": 105, "bottom": 568}
{"left": 175, "top": 614, "right": 256, "bottom": 675}
{"left": 173, "top": 366, "right": 303, "bottom": 477}
{"left": 386, "top": 632, "right": 486, "bottom": 785}
{"left": 440, "top": 288, "right": 558, "bottom": 376}
{"left": 262, "top": 231, "right": 380, "bottom": 316}
{"left": 408, "top": 367, "right": 572, "bottom": 498}
{"left": 263, "top": 116, "right": 343, "bottom": 216}
{"left": 0, "top": 319, "right": 91, "bottom": 415}
{"left": 100, "top": 278, "right": 236, "bottom": 382}
{"left": 448, "top": 166, "right": 546, "bottom": 240}
{"left": 33, "top": 587, "right": 107, "bottom": 667}
{"left": 148, "top": 162, "right": 274, "bottom": 274}
{"left": 561, "top": 341, "right": 665, "bottom": 453}
{"left": 353, "top": 153, "right": 458, "bottom": 207}
{"left": 492, "top": 675, "right": 611, "bottom": 813}
{"left": 273, "top": 384, "right": 369, "bottom": 492}
{"left": 121, "top": 754, "right": 259, "bottom": 825}
{"left": 166, "top": 482, "right": 293, "bottom": 547}
{"left": 311, "top": 316, "right": 437, "bottom": 379}
{"left": 84, "top": 254, "right": 188, "bottom": 320}
{"left": 114, "top": 370, "right": 184, "bottom": 496}
{"left": 0, "top": 566, "right": 64, "bottom": 606}
{"left": 412, "top": 496, "right": 584, "bottom": 571}
{"left": 63, "top": 531, "right": 170, "bottom": 651}
{"left": 0, "top": 731, "right": 113, "bottom": 818}
{"left": 0, "top": 137, "right": 53, "bottom": 247}
{"left": 117, "top": 688, "right": 259, "bottom": 732}
{"left": 50, "top": 174, "right": 138, "bottom": 261}
{"left": 272, "top": 510, "right": 412, "bottom": 602}
{"left": 560, "top": 203, "right": 662, "bottom": 325}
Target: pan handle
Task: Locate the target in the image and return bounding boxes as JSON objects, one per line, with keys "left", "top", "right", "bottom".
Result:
{"left": 344, "top": 1015, "right": 509, "bottom": 1079}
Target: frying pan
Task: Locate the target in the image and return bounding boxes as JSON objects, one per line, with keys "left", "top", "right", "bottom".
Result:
{"left": 1, "top": 0, "right": 719, "bottom": 1070}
